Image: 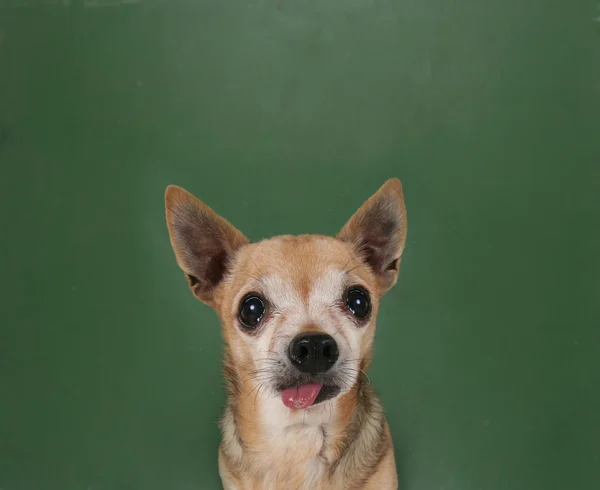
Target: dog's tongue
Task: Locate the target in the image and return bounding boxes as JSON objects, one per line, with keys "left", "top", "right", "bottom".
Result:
{"left": 281, "top": 383, "right": 323, "bottom": 409}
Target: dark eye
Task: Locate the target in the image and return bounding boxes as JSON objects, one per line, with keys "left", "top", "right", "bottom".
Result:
{"left": 238, "top": 295, "right": 266, "bottom": 329}
{"left": 346, "top": 287, "right": 371, "bottom": 320}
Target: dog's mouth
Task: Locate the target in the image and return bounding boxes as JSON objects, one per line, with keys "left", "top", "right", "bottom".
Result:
{"left": 272, "top": 365, "right": 348, "bottom": 410}
{"left": 280, "top": 383, "right": 341, "bottom": 409}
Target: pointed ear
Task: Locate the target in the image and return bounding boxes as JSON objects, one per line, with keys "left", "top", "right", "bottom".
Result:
{"left": 337, "top": 179, "right": 407, "bottom": 293}
{"left": 165, "top": 185, "right": 249, "bottom": 308}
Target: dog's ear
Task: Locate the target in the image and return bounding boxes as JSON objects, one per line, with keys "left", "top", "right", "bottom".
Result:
{"left": 337, "top": 178, "right": 407, "bottom": 294}
{"left": 165, "top": 185, "right": 249, "bottom": 308}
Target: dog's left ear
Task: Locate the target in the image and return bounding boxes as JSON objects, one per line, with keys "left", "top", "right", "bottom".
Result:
{"left": 337, "top": 178, "right": 407, "bottom": 293}
{"left": 165, "top": 185, "right": 249, "bottom": 308}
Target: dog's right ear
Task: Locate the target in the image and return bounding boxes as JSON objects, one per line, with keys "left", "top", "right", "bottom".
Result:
{"left": 165, "top": 185, "right": 249, "bottom": 308}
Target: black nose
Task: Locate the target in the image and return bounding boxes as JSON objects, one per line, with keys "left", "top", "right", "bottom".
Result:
{"left": 288, "top": 333, "right": 339, "bottom": 373}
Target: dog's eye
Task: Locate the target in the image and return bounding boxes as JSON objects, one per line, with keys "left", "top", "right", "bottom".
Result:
{"left": 238, "top": 295, "right": 266, "bottom": 329}
{"left": 346, "top": 287, "right": 371, "bottom": 320}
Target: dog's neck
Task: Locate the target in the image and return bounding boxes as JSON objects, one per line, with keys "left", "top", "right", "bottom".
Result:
{"left": 220, "top": 350, "right": 390, "bottom": 488}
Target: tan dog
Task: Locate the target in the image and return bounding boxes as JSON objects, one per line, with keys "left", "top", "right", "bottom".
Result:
{"left": 165, "top": 179, "right": 407, "bottom": 489}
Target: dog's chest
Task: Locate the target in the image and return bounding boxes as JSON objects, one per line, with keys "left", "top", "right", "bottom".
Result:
{"left": 258, "top": 424, "right": 327, "bottom": 489}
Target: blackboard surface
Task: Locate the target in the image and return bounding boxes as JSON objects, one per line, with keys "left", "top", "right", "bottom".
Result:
{"left": 1, "top": 1, "right": 599, "bottom": 489}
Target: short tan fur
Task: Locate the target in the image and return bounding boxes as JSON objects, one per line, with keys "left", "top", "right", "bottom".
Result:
{"left": 165, "top": 179, "right": 407, "bottom": 490}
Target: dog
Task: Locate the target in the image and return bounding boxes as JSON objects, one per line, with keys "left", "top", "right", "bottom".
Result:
{"left": 165, "top": 179, "right": 407, "bottom": 489}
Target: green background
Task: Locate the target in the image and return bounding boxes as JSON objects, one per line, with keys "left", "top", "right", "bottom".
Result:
{"left": 1, "top": 1, "right": 599, "bottom": 489}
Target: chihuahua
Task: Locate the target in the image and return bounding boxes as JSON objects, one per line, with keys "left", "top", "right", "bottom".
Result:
{"left": 165, "top": 179, "right": 407, "bottom": 489}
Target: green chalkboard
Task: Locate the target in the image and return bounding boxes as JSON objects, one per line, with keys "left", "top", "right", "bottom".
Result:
{"left": 1, "top": 1, "right": 599, "bottom": 489}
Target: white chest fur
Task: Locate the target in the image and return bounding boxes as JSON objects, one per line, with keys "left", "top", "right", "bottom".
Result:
{"left": 254, "top": 397, "right": 336, "bottom": 489}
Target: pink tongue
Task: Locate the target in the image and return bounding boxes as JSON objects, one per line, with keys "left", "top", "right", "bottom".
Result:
{"left": 281, "top": 383, "right": 323, "bottom": 409}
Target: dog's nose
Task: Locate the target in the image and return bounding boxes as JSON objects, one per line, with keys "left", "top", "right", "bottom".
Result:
{"left": 288, "top": 333, "right": 339, "bottom": 373}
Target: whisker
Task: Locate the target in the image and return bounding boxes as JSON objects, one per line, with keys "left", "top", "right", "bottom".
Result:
{"left": 243, "top": 382, "right": 262, "bottom": 400}
{"left": 249, "top": 255, "right": 265, "bottom": 277}
{"left": 359, "top": 369, "right": 371, "bottom": 383}
{"left": 239, "top": 357, "right": 280, "bottom": 371}
{"left": 254, "top": 382, "right": 264, "bottom": 406}
{"left": 234, "top": 271, "right": 263, "bottom": 283}
{"left": 342, "top": 255, "right": 361, "bottom": 275}
{"left": 344, "top": 264, "right": 362, "bottom": 275}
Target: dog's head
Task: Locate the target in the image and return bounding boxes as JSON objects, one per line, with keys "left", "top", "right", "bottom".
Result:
{"left": 165, "top": 179, "right": 406, "bottom": 410}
